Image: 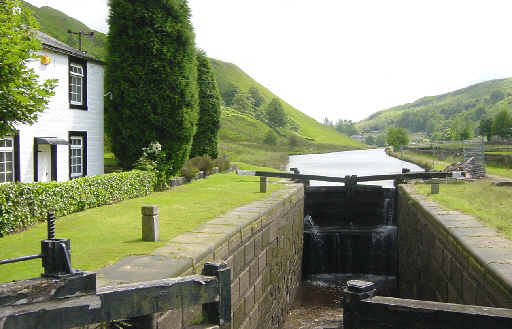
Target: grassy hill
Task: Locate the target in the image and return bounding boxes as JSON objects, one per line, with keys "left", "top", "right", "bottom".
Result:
{"left": 357, "top": 78, "right": 512, "bottom": 138}
{"left": 211, "top": 58, "right": 364, "bottom": 147}
{"left": 22, "top": 1, "right": 365, "bottom": 168}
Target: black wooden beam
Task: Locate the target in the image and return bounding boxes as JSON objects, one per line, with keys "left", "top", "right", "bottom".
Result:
{"left": 0, "top": 275, "right": 219, "bottom": 329}
{"left": 237, "top": 170, "right": 452, "bottom": 183}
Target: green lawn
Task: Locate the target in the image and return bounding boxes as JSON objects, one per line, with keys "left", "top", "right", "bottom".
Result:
{"left": 413, "top": 180, "right": 512, "bottom": 240}
{"left": 0, "top": 168, "right": 283, "bottom": 283}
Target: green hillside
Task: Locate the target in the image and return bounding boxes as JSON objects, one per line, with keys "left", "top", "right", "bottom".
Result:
{"left": 211, "top": 58, "right": 364, "bottom": 147}
{"left": 357, "top": 78, "right": 512, "bottom": 138}
{"left": 23, "top": 1, "right": 107, "bottom": 61}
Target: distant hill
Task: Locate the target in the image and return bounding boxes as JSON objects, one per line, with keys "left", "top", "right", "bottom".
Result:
{"left": 22, "top": 1, "right": 365, "bottom": 163}
{"left": 357, "top": 78, "right": 512, "bottom": 137}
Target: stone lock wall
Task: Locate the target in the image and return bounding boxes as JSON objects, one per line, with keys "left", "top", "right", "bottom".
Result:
{"left": 397, "top": 185, "right": 512, "bottom": 308}
{"left": 154, "top": 182, "right": 305, "bottom": 329}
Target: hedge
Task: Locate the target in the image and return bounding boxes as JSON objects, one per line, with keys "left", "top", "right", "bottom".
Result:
{"left": 0, "top": 170, "right": 156, "bottom": 236}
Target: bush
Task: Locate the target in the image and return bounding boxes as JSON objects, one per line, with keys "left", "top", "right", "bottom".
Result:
{"left": 263, "top": 130, "right": 278, "bottom": 145}
{"left": 288, "top": 134, "right": 303, "bottom": 147}
{"left": 134, "top": 141, "right": 172, "bottom": 191}
{"left": 214, "top": 155, "right": 231, "bottom": 172}
{"left": 0, "top": 171, "right": 156, "bottom": 236}
{"left": 180, "top": 162, "right": 200, "bottom": 180}
{"left": 180, "top": 155, "right": 214, "bottom": 180}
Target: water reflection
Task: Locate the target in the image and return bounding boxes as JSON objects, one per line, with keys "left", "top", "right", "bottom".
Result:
{"left": 286, "top": 148, "right": 424, "bottom": 187}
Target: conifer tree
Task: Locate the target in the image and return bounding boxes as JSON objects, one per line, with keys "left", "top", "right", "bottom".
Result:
{"left": 106, "top": 0, "right": 198, "bottom": 173}
{"left": 190, "top": 50, "right": 221, "bottom": 158}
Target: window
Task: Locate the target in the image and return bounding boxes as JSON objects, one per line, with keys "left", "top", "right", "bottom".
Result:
{"left": 69, "top": 131, "right": 87, "bottom": 179}
{"left": 0, "top": 137, "right": 14, "bottom": 183}
{"left": 69, "top": 64, "right": 83, "bottom": 105}
{"left": 69, "top": 57, "right": 87, "bottom": 110}
{"left": 70, "top": 136, "right": 83, "bottom": 177}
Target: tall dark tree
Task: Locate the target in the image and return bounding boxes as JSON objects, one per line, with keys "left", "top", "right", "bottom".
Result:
{"left": 190, "top": 50, "right": 221, "bottom": 158}
{"left": 106, "top": 0, "right": 198, "bottom": 173}
{"left": 266, "top": 97, "right": 287, "bottom": 128}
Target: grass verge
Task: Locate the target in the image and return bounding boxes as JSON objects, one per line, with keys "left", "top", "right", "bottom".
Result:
{"left": 0, "top": 168, "right": 284, "bottom": 283}
{"left": 413, "top": 180, "right": 512, "bottom": 240}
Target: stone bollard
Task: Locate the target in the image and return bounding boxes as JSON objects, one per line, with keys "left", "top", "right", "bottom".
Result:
{"left": 431, "top": 182, "right": 440, "bottom": 194}
{"left": 343, "top": 280, "right": 376, "bottom": 329}
{"left": 141, "top": 205, "right": 160, "bottom": 242}
{"left": 260, "top": 176, "right": 268, "bottom": 193}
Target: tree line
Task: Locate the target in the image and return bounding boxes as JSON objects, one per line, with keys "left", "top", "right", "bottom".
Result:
{"left": 479, "top": 109, "right": 512, "bottom": 141}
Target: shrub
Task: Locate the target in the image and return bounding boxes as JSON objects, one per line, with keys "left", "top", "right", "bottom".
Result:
{"left": 214, "top": 155, "right": 231, "bottom": 172}
{"left": 188, "top": 155, "right": 215, "bottom": 175}
{"left": 134, "top": 141, "right": 172, "bottom": 191}
{"left": 264, "top": 130, "right": 278, "bottom": 145}
{"left": 180, "top": 162, "right": 199, "bottom": 180}
{"left": 288, "top": 134, "right": 303, "bottom": 147}
{"left": 0, "top": 170, "right": 155, "bottom": 236}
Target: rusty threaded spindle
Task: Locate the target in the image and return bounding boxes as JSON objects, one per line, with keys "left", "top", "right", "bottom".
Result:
{"left": 47, "top": 211, "right": 55, "bottom": 239}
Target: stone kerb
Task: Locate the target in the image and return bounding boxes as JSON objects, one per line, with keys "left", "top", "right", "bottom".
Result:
{"left": 398, "top": 184, "right": 512, "bottom": 308}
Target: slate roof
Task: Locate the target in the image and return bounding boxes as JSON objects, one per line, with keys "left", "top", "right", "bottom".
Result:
{"left": 34, "top": 30, "right": 105, "bottom": 64}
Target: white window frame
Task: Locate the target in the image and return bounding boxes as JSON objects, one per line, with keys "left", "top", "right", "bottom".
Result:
{"left": 70, "top": 136, "right": 83, "bottom": 178}
{"left": 0, "top": 137, "right": 14, "bottom": 184}
{"left": 69, "top": 63, "right": 84, "bottom": 106}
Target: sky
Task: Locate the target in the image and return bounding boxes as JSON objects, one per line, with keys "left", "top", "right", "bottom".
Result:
{"left": 25, "top": 0, "right": 512, "bottom": 123}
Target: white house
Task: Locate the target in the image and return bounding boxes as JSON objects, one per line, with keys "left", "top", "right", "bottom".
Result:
{"left": 0, "top": 31, "right": 104, "bottom": 183}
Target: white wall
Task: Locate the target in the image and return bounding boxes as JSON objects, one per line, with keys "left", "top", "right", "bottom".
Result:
{"left": 15, "top": 49, "right": 104, "bottom": 182}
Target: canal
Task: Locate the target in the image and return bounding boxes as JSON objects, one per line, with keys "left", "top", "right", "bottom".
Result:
{"left": 286, "top": 148, "right": 424, "bottom": 187}
{"left": 282, "top": 148, "right": 423, "bottom": 329}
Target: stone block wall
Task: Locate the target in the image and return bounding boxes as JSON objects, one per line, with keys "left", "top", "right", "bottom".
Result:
{"left": 397, "top": 184, "right": 512, "bottom": 308}
{"left": 155, "top": 182, "right": 304, "bottom": 329}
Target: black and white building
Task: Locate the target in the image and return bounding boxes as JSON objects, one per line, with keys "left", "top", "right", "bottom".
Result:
{"left": 0, "top": 31, "right": 104, "bottom": 183}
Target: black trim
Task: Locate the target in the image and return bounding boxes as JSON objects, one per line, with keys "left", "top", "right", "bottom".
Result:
{"left": 51, "top": 145, "right": 57, "bottom": 181}
{"left": 68, "top": 56, "right": 88, "bottom": 111}
{"left": 14, "top": 132, "right": 20, "bottom": 182}
{"left": 68, "top": 131, "right": 87, "bottom": 179}
{"left": 33, "top": 138, "right": 38, "bottom": 182}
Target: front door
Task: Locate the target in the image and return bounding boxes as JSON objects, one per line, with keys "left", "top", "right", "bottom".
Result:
{"left": 38, "top": 144, "right": 52, "bottom": 182}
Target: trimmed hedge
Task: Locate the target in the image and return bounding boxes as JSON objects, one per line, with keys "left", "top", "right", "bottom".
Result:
{"left": 0, "top": 170, "right": 155, "bottom": 236}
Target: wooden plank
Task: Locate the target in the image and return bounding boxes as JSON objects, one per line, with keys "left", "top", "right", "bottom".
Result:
{"left": 0, "top": 275, "right": 219, "bottom": 329}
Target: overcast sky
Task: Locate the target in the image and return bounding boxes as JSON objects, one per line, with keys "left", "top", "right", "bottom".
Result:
{"left": 26, "top": 0, "right": 512, "bottom": 123}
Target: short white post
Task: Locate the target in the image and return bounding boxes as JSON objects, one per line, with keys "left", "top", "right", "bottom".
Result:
{"left": 141, "top": 205, "right": 160, "bottom": 241}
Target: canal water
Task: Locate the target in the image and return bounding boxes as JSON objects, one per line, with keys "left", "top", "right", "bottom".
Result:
{"left": 282, "top": 148, "right": 423, "bottom": 328}
{"left": 286, "top": 148, "right": 424, "bottom": 188}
